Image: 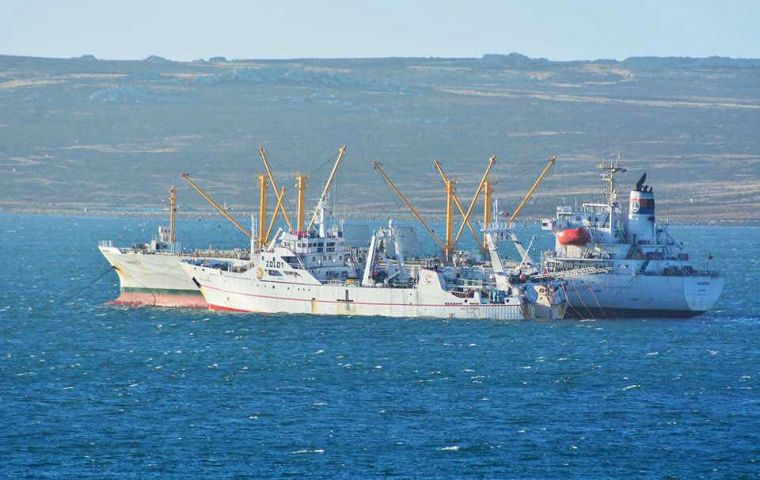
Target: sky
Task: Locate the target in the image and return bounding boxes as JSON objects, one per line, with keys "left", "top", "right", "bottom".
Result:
{"left": 0, "top": 0, "right": 758, "bottom": 61}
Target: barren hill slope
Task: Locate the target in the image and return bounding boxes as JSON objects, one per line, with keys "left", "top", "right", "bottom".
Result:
{"left": 1, "top": 53, "right": 758, "bottom": 223}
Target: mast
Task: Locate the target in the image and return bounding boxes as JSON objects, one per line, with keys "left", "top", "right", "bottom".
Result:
{"left": 433, "top": 160, "right": 480, "bottom": 247}
{"left": 168, "top": 186, "right": 177, "bottom": 243}
{"left": 318, "top": 198, "right": 326, "bottom": 238}
{"left": 258, "top": 174, "right": 268, "bottom": 248}
{"left": 482, "top": 181, "right": 492, "bottom": 251}
{"left": 598, "top": 154, "right": 626, "bottom": 206}
{"left": 296, "top": 175, "right": 307, "bottom": 233}
{"left": 445, "top": 178, "right": 455, "bottom": 259}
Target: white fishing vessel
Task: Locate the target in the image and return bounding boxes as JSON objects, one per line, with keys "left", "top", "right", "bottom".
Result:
{"left": 182, "top": 149, "right": 568, "bottom": 320}
{"left": 99, "top": 185, "right": 249, "bottom": 308}
{"left": 541, "top": 160, "right": 724, "bottom": 317}
{"left": 182, "top": 216, "right": 567, "bottom": 320}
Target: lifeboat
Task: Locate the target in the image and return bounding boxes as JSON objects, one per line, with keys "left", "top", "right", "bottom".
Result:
{"left": 556, "top": 227, "right": 590, "bottom": 246}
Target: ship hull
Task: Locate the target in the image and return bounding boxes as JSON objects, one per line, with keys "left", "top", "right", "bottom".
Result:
{"left": 562, "top": 272, "right": 724, "bottom": 318}
{"left": 183, "top": 263, "right": 538, "bottom": 320}
{"left": 109, "top": 288, "right": 207, "bottom": 309}
{"left": 99, "top": 246, "right": 207, "bottom": 308}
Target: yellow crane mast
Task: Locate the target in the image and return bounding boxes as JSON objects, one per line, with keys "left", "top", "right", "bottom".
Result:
{"left": 295, "top": 175, "right": 307, "bottom": 233}
{"left": 168, "top": 186, "right": 177, "bottom": 243}
{"left": 483, "top": 181, "right": 492, "bottom": 251}
{"left": 180, "top": 173, "right": 252, "bottom": 239}
{"left": 432, "top": 160, "right": 481, "bottom": 247}
{"left": 444, "top": 178, "right": 456, "bottom": 259}
{"left": 257, "top": 174, "right": 267, "bottom": 247}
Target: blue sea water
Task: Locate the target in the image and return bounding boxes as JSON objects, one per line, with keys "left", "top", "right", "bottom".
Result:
{"left": 1, "top": 214, "right": 758, "bottom": 479}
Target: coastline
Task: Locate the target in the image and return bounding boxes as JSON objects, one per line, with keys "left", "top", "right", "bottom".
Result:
{"left": 1, "top": 208, "right": 758, "bottom": 226}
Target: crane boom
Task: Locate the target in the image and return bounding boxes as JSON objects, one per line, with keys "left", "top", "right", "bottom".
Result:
{"left": 433, "top": 160, "right": 480, "bottom": 246}
{"left": 373, "top": 161, "right": 445, "bottom": 251}
{"left": 454, "top": 155, "right": 496, "bottom": 244}
{"left": 180, "top": 174, "right": 251, "bottom": 238}
{"left": 258, "top": 147, "right": 293, "bottom": 231}
{"left": 266, "top": 186, "right": 286, "bottom": 241}
{"left": 508, "top": 155, "right": 557, "bottom": 225}
{"left": 307, "top": 145, "right": 347, "bottom": 232}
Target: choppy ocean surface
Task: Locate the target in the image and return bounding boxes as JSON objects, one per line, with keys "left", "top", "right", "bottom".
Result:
{"left": 1, "top": 214, "right": 758, "bottom": 479}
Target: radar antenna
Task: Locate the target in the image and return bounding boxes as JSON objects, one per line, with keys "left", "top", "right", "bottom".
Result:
{"left": 597, "top": 150, "right": 627, "bottom": 205}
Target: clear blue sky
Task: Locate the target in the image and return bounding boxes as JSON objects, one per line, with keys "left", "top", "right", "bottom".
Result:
{"left": 1, "top": 0, "right": 757, "bottom": 61}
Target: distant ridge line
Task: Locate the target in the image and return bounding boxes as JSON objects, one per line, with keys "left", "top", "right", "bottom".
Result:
{"left": 1, "top": 52, "right": 760, "bottom": 68}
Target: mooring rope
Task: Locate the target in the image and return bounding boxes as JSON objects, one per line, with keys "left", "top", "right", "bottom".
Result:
{"left": 559, "top": 281, "right": 586, "bottom": 319}
{"left": 584, "top": 282, "right": 608, "bottom": 319}
{"left": 568, "top": 279, "right": 595, "bottom": 318}
{"left": 57, "top": 266, "right": 115, "bottom": 306}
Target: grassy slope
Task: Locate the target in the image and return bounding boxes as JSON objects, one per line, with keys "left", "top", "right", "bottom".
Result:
{"left": 0, "top": 54, "right": 758, "bottom": 223}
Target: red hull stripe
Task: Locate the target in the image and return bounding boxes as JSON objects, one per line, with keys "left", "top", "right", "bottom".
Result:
{"left": 208, "top": 304, "right": 252, "bottom": 313}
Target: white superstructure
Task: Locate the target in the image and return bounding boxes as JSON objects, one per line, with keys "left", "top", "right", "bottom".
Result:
{"left": 541, "top": 162, "right": 724, "bottom": 317}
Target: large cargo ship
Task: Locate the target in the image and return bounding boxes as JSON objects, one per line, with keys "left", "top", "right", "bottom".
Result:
{"left": 541, "top": 161, "right": 724, "bottom": 317}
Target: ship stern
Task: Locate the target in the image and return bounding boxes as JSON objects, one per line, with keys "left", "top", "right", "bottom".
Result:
{"left": 683, "top": 274, "right": 724, "bottom": 314}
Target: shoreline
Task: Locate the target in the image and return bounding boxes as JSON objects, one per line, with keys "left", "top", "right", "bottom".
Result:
{"left": 1, "top": 208, "right": 758, "bottom": 227}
